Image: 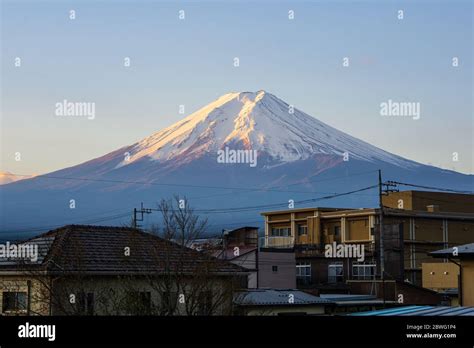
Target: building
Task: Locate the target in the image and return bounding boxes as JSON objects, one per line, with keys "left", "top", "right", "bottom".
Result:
{"left": 260, "top": 191, "right": 474, "bottom": 296}
{"left": 0, "top": 225, "right": 248, "bottom": 316}
{"left": 421, "top": 262, "right": 460, "bottom": 305}
{"left": 209, "top": 226, "right": 296, "bottom": 289}
{"left": 430, "top": 243, "right": 474, "bottom": 306}
{"left": 233, "top": 289, "right": 332, "bottom": 315}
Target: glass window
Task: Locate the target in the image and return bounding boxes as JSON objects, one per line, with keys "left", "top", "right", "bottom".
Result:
{"left": 270, "top": 227, "right": 290, "bottom": 237}
{"left": 161, "top": 291, "right": 178, "bottom": 314}
{"left": 297, "top": 225, "right": 307, "bottom": 236}
{"left": 296, "top": 262, "right": 312, "bottom": 285}
{"left": 2, "top": 292, "right": 27, "bottom": 312}
{"left": 328, "top": 262, "right": 344, "bottom": 284}
{"left": 77, "top": 292, "right": 95, "bottom": 315}
{"left": 352, "top": 262, "right": 376, "bottom": 280}
{"left": 198, "top": 291, "right": 213, "bottom": 315}
{"left": 125, "top": 291, "right": 151, "bottom": 315}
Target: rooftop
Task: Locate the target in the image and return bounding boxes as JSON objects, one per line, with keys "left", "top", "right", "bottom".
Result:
{"left": 0, "top": 225, "right": 247, "bottom": 275}
{"left": 430, "top": 243, "right": 474, "bottom": 258}
{"left": 233, "top": 289, "right": 333, "bottom": 306}
{"left": 349, "top": 305, "right": 474, "bottom": 316}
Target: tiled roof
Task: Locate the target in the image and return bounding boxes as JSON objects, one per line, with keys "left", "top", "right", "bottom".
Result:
{"left": 430, "top": 243, "right": 474, "bottom": 258}
{"left": 233, "top": 289, "right": 333, "bottom": 306}
{"left": 0, "top": 225, "right": 247, "bottom": 275}
{"left": 349, "top": 305, "right": 474, "bottom": 316}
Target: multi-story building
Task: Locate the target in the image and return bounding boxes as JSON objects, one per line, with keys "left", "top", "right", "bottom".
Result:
{"left": 260, "top": 191, "right": 474, "bottom": 295}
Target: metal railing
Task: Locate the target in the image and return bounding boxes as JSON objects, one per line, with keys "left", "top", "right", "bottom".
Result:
{"left": 259, "top": 236, "right": 294, "bottom": 249}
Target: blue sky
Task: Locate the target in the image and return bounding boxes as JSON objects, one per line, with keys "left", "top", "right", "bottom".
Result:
{"left": 1, "top": 0, "right": 472, "bottom": 174}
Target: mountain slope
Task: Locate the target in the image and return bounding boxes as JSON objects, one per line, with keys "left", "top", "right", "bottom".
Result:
{"left": 116, "top": 90, "right": 418, "bottom": 169}
{"left": 0, "top": 90, "right": 471, "bottom": 236}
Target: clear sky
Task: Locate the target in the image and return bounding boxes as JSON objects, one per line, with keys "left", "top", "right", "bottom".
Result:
{"left": 1, "top": 0, "right": 472, "bottom": 175}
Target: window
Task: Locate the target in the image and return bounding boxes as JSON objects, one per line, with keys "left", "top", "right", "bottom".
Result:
{"left": 270, "top": 227, "right": 290, "bottom": 237}
{"left": 297, "top": 225, "right": 307, "bottom": 236}
{"left": 2, "top": 292, "right": 27, "bottom": 312}
{"left": 125, "top": 291, "right": 151, "bottom": 315}
{"left": 77, "top": 292, "right": 95, "bottom": 315}
{"left": 352, "top": 262, "right": 376, "bottom": 280}
{"left": 328, "top": 262, "right": 344, "bottom": 284}
{"left": 296, "top": 262, "right": 312, "bottom": 285}
{"left": 272, "top": 265, "right": 278, "bottom": 273}
{"left": 197, "top": 291, "right": 213, "bottom": 315}
{"left": 334, "top": 226, "right": 341, "bottom": 237}
{"left": 161, "top": 291, "right": 178, "bottom": 314}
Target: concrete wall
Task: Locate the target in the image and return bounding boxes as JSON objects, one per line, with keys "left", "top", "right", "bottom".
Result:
{"left": 462, "top": 260, "right": 474, "bottom": 306}
{"left": 258, "top": 250, "right": 296, "bottom": 289}
{"left": 383, "top": 191, "right": 474, "bottom": 213}
{"left": 0, "top": 274, "right": 241, "bottom": 316}
{"left": 422, "top": 262, "right": 459, "bottom": 290}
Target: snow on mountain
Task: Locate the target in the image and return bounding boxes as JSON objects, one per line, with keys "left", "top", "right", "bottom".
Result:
{"left": 115, "top": 90, "right": 419, "bottom": 170}
{"left": 2, "top": 90, "right": 471, "bottom": 236}
{"left": 0, "top": 171, "right": 34, "bottom": 185}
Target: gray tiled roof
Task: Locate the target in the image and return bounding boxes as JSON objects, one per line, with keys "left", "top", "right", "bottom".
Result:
{"left": 430, "top": 243, "right": 474, "bottom": 258}
{"left": 233, "top": 289, "right": 333, "bottom": 306}
{"left": 0, "top": 225, "right": 247, "bottom": 275}
{"left": 0, "top": 235, "right": 55, "bottom": 266}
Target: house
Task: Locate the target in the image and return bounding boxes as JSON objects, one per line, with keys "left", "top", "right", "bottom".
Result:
{"left": 430, "top": 243, "right": 474, "bottom": 306}
{"left": 260, "top": 191, "right": 474, "bottom": 296}
{"left": 207, "top": 226, "right": 296, "bottom": 289}
{"left": 0, "top": 225, "right": 248, "bottom": 316}
{"left": 233, "top": 289, "right": 333, "bottom": 315}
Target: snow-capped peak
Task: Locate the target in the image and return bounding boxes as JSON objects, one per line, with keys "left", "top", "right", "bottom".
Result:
{"left": 116, "top": 90, "right": 417, "bottom": 168}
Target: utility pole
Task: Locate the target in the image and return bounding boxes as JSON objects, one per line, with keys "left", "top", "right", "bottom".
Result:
{"left": 378, "top": 169, "right": 386, "bottom": 306}
{"left": 132, "top": 202, "right": 152, "bottom": 228}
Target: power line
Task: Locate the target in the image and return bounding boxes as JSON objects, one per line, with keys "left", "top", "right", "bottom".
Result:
{"left": 135, "top": 185, "right": 379, "bottom": 215}
{"left": 387, "top": 181, "right": 473, "bottom": 194}
{"left": 1, "top": 184, "right": 378, "bottom": 236}
{"left": 2, "top": 170, "right": 380, "bottom": 196}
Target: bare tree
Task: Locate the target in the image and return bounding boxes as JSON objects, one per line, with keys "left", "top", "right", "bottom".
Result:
{"left": 0, "top": 197, "right": 245, "bottom": 316}
{"left": 138, "top": 196, "right": 243, "bottom": 316}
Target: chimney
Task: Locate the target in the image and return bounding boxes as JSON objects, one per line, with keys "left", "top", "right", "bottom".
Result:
{"left": 426, "top": 205, "right": 440, "bottom": 212}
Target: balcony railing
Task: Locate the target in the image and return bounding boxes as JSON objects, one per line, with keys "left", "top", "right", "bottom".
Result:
{"left": 259, "top": 236, "right": 294, "bottom": 249}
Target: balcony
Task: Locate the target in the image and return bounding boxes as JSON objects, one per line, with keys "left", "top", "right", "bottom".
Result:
{"left": 259, "top": 236, "right": 294, "bottom": 249}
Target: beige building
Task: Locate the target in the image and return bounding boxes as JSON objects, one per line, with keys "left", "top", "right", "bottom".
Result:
{"left": 260, "top": 191, "right": 474, "bottom": 289}
{"left": 431, "top": 243, "right": 474, "bottom": 306}
{"left": 422, "top": 262, "right": 459, "bottom": 290}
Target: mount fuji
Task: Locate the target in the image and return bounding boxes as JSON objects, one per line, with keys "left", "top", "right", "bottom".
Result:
{"left": 1, "top": 91, "right": 472, "bottom": 238}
